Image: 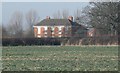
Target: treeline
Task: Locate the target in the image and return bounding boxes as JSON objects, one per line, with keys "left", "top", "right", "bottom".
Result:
{"left": 1, "top": 10, "right": 39, "bottom": 38}
{"left": 1, "top": 2, "right": 119, "bottom": 46}
{"left": 2, "top": 36, "right": 119, "bottom": 46}
{"left": 2, "top": 2, "right": 119, "bottom": 39}
{"left": 86, "top": 2, "right": 120, "bottom": 35}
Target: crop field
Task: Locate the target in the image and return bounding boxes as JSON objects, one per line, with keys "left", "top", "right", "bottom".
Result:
{"left": 2, "top": 46, "right": 118, "bottom": 71}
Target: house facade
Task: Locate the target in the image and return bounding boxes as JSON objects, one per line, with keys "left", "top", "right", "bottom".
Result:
{"left": 33, "top": 16, "right": 93, "bottom": 38}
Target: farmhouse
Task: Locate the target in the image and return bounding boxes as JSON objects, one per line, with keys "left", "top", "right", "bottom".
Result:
{"left": 33, "top": 16, "right": 93, "bottom": 38}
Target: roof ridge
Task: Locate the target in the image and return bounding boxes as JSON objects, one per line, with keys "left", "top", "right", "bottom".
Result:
{"left": 35, "top": 18, "right": 72, "bottom": 26}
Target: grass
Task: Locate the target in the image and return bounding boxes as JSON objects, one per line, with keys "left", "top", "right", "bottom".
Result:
{"left": 2, "top": 46, "right": 118, "bottom": 71}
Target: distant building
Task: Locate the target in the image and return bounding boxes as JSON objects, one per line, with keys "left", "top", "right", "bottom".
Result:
{"left": 33, "top": 16, "right": 94, "bottom": 38}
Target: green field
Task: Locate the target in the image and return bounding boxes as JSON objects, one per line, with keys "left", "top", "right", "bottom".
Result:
{"left": 2, "top": 46, "right": 118, "bottom": 71}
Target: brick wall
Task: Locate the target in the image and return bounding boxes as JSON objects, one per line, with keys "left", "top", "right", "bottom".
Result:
{"left": 34, "top": 26, "right": 72, "bottom": 38}
{"left": 34, "top": 27, "right": 38, "bottom": 37}
{"left": 40, "top": 27, "right": 45, "bottom": 37}
{"left": 61, "top": 27, "right": 65, "bottom": 37}
{"left": 54, "top": 27, "right": 59, "bottom": 37}
{"left": 47, "top": 27, "right": 52, "bottom": 37}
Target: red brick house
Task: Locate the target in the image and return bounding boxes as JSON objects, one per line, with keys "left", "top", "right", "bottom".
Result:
{"left": 33, "top": 16, "right": 92, "bottom": 38}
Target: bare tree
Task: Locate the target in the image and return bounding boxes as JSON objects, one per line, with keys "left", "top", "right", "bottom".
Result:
{"left": 0, "top": 24, "right": 1, "bottom": 46}
{"left": 53, "top": 10, "right": 61, "bottom": 19}
{"left": 74, "top": 8, "right": 91, "bottom": 27}
{"left": 8, "top": 11, "right": 23, "bottom": 38}
{"left": 62, "top": 9, "right": 69, "bottom": 19}
{"left": 1, "top": 24, "right": 8, "bottom": 38}
{"left": 53, "top": 10, "right": 69, "bottom": 19}
{"left": 87, "top": 2, "right": 119, "bottom": 35}
{"left": 74, "top": 9, "right": 81, "bottom": 20}
{"left": 26, "top": 9, "right": 39, "bottom": 37}
{"left": 0, "top": 24, "right": 2, "bottom": 38}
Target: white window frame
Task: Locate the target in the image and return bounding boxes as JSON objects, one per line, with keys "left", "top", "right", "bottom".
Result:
{"left": 37, "top": 27, "right": 40, "bottom": 34}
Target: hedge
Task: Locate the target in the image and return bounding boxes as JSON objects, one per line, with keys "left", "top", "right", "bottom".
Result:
{"left": 2, "top": 36, "right": 119, "bottom": 46}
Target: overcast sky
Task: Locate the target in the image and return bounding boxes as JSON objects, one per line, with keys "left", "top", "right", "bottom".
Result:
{"left": 1, "top": 0, "right": 91, "bottom": 2}
{"left": 1, "top": 0, "right": 120, "bottom": 24}
{"left": 2, "top": 2, "right": 89, "bottom": 25}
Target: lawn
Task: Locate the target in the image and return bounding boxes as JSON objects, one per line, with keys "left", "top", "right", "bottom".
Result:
{"left": 2, "top": 46, "right": 118, "bottom": 71}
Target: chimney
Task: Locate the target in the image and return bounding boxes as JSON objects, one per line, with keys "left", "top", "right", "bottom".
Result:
{"left": 68, "top": 16, "right": 73, "bottom": 21}
{"left": 46, "top": 16, "right": 50, "bottom": 19}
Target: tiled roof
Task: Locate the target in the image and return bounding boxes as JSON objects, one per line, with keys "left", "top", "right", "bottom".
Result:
{"left": 34, "top": 19, "right": 73, "bottom": 26}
